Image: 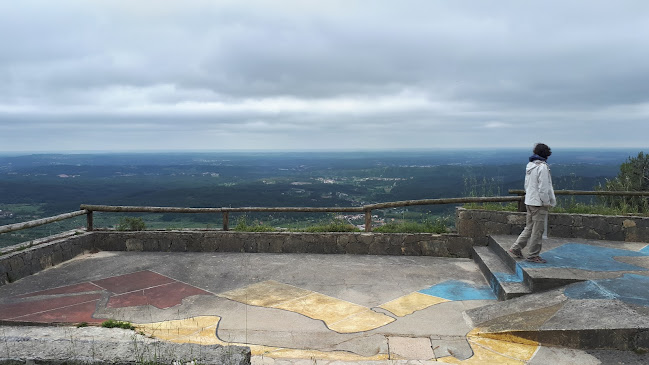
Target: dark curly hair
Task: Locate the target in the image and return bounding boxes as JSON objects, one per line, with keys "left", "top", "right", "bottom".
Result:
{"left": 534, "top": 143, "right": 552, "bottom": 159}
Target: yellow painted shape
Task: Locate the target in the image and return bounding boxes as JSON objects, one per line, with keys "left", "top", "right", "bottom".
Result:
{"left": 328, "top": 309, "right": 395, "bottom": 333}
{"left": 261, "top": 348, "right": 389, "bottom": 361}
{"left": 467, "top": 328, "right": 539, "bottom": 346}
{"left": 435, "top": 327, "right": 539, "bottom": 364}
{"left": 219, "top": 280, "right": 394, "bottom": 333}
{"left": 135, "top": 316, "right": 389, "bottom": 361}
{"left": 437, "top": 345, "right": 525, "bottom": 365}
{"left": 135, "top": 316, "right": 539, "bottom": 363}
{"left": 272, "top": 292, "right": 365, "bottom": 323}
{"left": 469, "top": 336, "right": 537, "bottom": 361}
{"left": 217, "top": 280, "right": 312, "bottom": 307}
{"left": 378, "top": 292, "right": 449, "bottom": 317}
{"left": 136, "top": 316, "right": 221, "bottom": 341}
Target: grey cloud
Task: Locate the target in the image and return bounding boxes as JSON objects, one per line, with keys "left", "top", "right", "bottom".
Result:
{"left": 1, "top": 0, "right": 649, "bottom": 151}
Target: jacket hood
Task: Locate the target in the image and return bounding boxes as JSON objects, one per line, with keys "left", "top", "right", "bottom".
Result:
{"left": 526, "top": 160, "right": 545, "bottom": 174}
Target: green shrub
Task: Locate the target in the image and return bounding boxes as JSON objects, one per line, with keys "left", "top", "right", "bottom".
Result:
{"left": 303, "top": 219, "right": 359, "bottom": 232}
{"left": 101, "top": 319, "right": 135, "bottom": 330}
{"left": 598, "top": 151, "right": 649, "bottom": 213}
{"left": 374, "top": 217, "right": 450, "bottom": 234}
{"left": 116, "top": 217, "right": 146, "bottom": 231}
{"left": 233, "top": 216, "right": 277, "bottom": 232}
{"left": 463, "top": 202, "right": 518, "bottom": 211}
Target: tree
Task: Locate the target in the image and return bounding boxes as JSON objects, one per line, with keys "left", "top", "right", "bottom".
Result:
{"left": 599, "top": 152, "right": 649, "bottom": 212}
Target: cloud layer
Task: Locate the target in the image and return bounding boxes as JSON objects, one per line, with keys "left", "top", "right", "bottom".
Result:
{"left": 2, "top": 0, "right": 648, "bottom": 151}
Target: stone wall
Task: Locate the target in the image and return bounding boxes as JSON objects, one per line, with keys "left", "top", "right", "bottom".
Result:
{"left": 456, "top": 207, "right": 649, "bottom": 243}
{"left": 91, "top": 231, "right": 474, "bottom": 257}
{"left": 0, "top": 231, "right": 473, "bottom": 287}
{"left": 0, "top": 232, "right": 94, "bottom": 285}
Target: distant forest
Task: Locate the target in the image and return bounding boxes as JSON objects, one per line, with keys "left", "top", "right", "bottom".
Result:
{"left": 0, "top": 149, "right": 638, "bottom": 246}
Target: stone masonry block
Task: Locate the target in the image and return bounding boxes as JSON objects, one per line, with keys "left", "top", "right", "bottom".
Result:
{"left": 445, "top": 237, "right": 473, "bottom": 258}
{"left": 8, "top": 254, "right": 25, "bottom": 272}
{"left": 582, "top": 216, "right": 613, "bottom": 235}
{"left": 219, "top": 236, "right": 245, "bottom": 252}
{"left": 572, "top": 215, "right": 583, "bottom": 226}
{"left": 346, "top": 237, "right": 370, "bottom": 255}
{"left": 169, "top": 235, "right": 188, "bottom": 252}
{"left": 51, "top": 250, "right": 64, "bottom": 266}
{"left": 549, "top": 213, "right": 571, "bottom": 226}
{"left": 251, "top": 237, "right": 274, "bottom": 253}
{"left": 483, "top": 221, "right": 510, "bottom": 235}
{"left": 186, "top": 236, "right": 203, "bottom": 252}
{"left": 62, "top": 247, "right": 74, "bottom": 261}
{"left": 456, "top": 209, "right": 471, "bottom": 220}
{"left": 604, "top": 230, "right": 626, "bottom": 241}
{"left": 143, "top": 238, "right": 161, "bottom": 251}
{"left": 456, "top": 218, "right": 485, "bottom": 238}
{"left": 635, "top": 217, "right": 649, "bottom": 229}
{"left": 200, "top": 236, "right": 220, "bottom": 252}
{"left": 571, "top": 226, "right": 602, "bottom": 240}
{"left": 39, "top": 254, "right": 53, "bottom": 270}
{"left": 243, "top": 239, "right": 258, "bottom": 253}
{"left": 368, "top": 235, "right": 390, "bottom": 255}
{"left": 548, "top": 224, "right": 572, "bottom": 238}
{"left": 623, "top": 219, "right": 637, "bottom": 228}
{"left": 487, "top": 212, "right": 509, "bottom": 224}
{"left": 507, "top": 214, "right": 527, "bottom": 225}
{"left": 281, "top": 235, "right": 304, "bottom": 253}
{"left": 399, "top": 240, "right": 422, "bottom": 256}
{"left": 125, "top": 238, "right": 144, "bottom": 251}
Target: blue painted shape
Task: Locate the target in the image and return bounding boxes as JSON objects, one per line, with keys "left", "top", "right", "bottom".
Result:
{"left": 518, "top": 243, "right": 648, "bottom": 272}
{"left": 565, "top": 274, "right": 649, "bottom": 307}
{"left": 641, "top": 245, "right": 649, "bottom": 255}
{"left": 563, "top": 280, "right": 616, "bottom": 300}
{"left": 494, "top": 264, "right": 525, "bottom": 283}
{"left": 419, "top": 280, "right": 497, "bottom": 301}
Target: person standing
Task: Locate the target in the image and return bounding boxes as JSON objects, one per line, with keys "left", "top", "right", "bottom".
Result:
{"left": 509, "top": 143, "right": 556, "bottom": 263}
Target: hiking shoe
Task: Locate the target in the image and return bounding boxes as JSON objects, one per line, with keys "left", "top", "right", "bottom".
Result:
{"left": 526, "top": 256, "right": 547, "bottom": 263}
{"left": 508, "top": 248, "right": 524, "bottom": 259}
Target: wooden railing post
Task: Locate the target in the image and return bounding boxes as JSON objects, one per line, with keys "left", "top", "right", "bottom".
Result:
{"left": 86, "top": 210, "right": 94, "bottom": 231}
{"left": 222, "top": 211, "right": 229, "bottom": 231}
{"left": 517, "top": 194, "right": 526, "bottom": 212}
{"left": 364, "top": 209, "right": 372, "bottom": 232}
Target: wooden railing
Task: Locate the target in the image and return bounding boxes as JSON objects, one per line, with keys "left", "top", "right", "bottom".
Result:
{"left": 508, "top": 189, "right": 649, "bottom": 212}
{"left": 2, "top": 190, "right": 649, "bottom": 238}
{"left": 0, "top": 210, "right": 88, "bottom": 235}
{"left": 80, "top": 196, "right": 522, "bottom": 232}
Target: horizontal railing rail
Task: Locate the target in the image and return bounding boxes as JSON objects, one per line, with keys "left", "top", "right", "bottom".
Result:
{"left": 0, "top": 210, "right": 88, "bottom": 235}
{"left": 508, "top": 189, "right": 649, "bottom": 212}
{"left": 509, "top": 189, "right": 649, "bottom": 196}
{"left": 1, "top": 191, "right": 648, "bottom": 239}
{"left": 81, "top": 196, "right": 522, "bottom": 232}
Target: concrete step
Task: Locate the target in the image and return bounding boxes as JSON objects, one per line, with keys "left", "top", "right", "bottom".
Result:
{"left": 488, "top": 235, "right": 591, "bottom": 293}
{"left": 472, "top": 246, "right": 531, "bottom": 301}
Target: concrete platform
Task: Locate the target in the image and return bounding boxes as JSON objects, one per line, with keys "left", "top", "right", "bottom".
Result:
{"left": 1, "top": 248, "right": 649, "bottom": 363}
{"left": 488, "top": 235, "right": 649, "bottom": 293}
{"left": 469, "top": 235, "right": 649, "bottom": 354}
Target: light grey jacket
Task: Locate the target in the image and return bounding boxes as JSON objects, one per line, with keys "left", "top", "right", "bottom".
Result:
{"left": 524, "top": 160, "right": 556, "bottom": 207}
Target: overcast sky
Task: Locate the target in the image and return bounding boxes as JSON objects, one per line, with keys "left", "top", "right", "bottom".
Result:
{"left": 1, "top": 0, "right": 648, "bottom": 152}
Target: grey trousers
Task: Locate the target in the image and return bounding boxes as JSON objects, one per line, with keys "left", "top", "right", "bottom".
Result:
{"left": 511, "top": 205, "right": 548, "bottom": 257}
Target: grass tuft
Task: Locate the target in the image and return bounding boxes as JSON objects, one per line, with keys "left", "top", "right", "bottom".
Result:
{"left": 303, "top": 220, "right": 359, "bottom": 232}
{"left": 101, "top": 319, "right": 135, "bottom": 330}
{"left": 374, "top": 217, "right": 450, "bottom": 234}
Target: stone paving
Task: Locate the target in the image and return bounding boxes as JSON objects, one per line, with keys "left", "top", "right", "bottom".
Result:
{"left": 1, "top": 237, "right": 649, "bottom": 363}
